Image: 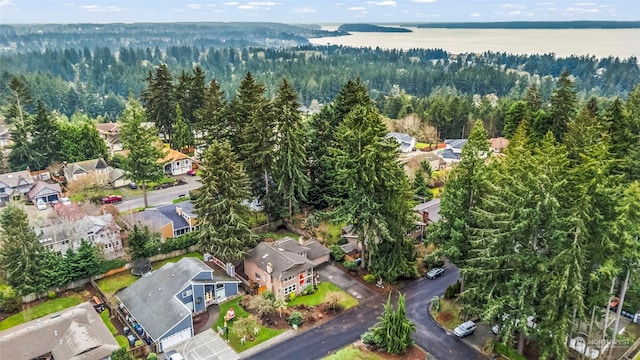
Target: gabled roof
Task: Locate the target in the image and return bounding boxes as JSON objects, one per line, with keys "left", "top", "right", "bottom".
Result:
{"left": 157, "top": 203, "right": 191, "bottom": 231}
{"left": 27, "top": 180, "right": 61, "bottom": 199}
{"left": 0, "top": 302, "right": 119, "bottom": 360}
{"left": 125, "top": 209, "right": 173, "bottom": 233}
{"left": 444, "top": 139, "right": 468, "bottom": 149}
{"left": 413, "top": 198, "right": 441, "bottom": 223}
{"left": 161, "top": 148, "right": 190, "bottom": 164}
{"left": 440, "top": 149, "right": 461, "bottom": 160}
{"left": 246, "top": 239, "right": 314, "bottom": 279}
{"left": 108, "top": 167, "right": 126, "bottom": 182}
{"left": 489, "top": 137, "right": 510, "bottom": 150}
{"left": 387, "top": 132, "right": 415, "bottom": 144}
{"left": 303, "top": 239, "right": 331, "bottom": 260}
{"left": 39, "top": 213, "right": 119, "bottom": 246}
{"left": 95, "top": 122, "right": 120, "bottom": 134}
{"left": 0, "top": 170, "right": 34, "bottom": 188}
{"left": 64, "top": 158, "right": 109, "bottom": 180}
{"left": 117, "top": 258, "right": 233, "bottom": 340}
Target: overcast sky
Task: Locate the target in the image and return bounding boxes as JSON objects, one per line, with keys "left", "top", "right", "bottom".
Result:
{"left": 1, "top": 0, "right": 638, "bottom": 24}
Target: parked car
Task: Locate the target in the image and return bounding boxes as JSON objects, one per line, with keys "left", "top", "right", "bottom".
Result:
{"left": 454, "top": 320, "right": 476, "bottom": 337}
{"left": 129, "top": 182, "right": 137, "bottom": 189}
{"left": 36, "top": 198, "right": 47, "bottom": 210}
{"left": 101, "top": 195, "right": 123, "bottom": 204}
{"left": 165, "top": 350, "right": 185, "bottom": 360}
{"left": 60, "top": 197, "right": 71, "bottom": 206}
{"left": 426, "top": 267, "right": 445, "bottom": 279}
{"left": 187, "top": 169, "right": 197, "bottom": 176}
{"left": 127, "top": 334, "right": 136, "bottom": 346}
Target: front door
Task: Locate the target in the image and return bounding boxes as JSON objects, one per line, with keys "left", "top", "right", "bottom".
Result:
{"left": 215, "top": 284, "right": 225, "bottom": 301}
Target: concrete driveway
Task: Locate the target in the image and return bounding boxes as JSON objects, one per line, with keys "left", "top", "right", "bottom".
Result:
{"left": 315, "top": 263, "right": 377, "bottom": 301}
{"left": 163, "top": 329, "right": 238, "bottom": 360}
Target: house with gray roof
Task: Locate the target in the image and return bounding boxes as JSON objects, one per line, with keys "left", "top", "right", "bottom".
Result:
{"left": 444, "top": 138, "right": 468, "bottom": 154}
{"left": 124, "top": 201, "right": 198, "bottom": 241}
{"left": 0, "top": 302, "right": 119, "bottom": 360}
{"left": 116, "top": 257, "right": 240, "bottom": 352}
{"left": 0, "top": 170, "right": 34, "bottom": 204}
{"left": 412, "top": 198, "right": 441, "bottom": 241}
{"left": 27, "top": 180, "right": 61, "bottom": 204}
{"left": 244, "top": 237, "right": 329, "bottom": 297}
{"left": 387, "top": 132, "right": 416, "bottom": 153}
{"left": 39, "top": 213, "right": 122, "bottom": 258}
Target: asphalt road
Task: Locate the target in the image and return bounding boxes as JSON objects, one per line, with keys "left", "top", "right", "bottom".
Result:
{"left": 115, "top": 176, "right": 201, "bottom": 211}
{"left": 244, "top": 264, "right": 488, "bottom": 360}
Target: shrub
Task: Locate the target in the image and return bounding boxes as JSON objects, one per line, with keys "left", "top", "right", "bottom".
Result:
{"left": 0, "top": 285, "right": 21, "bottom": 313}
{"left": 423, "top": 254, "right": 445, "bottom": 269}
{"left": 302, "top": 286, "right": 316, "bottom": 296}
{"left": 188, "top": 188, "right": 201, "bottom": 201}
{"left": 343, "top": 260, "right": 358, "bottom": 272}
{"left": 47, "top": 291, "right": 56, "bottom": 300}
{"left": 444, "top": 280, "right": 461, "bottom": 299}
{"left": 234, "top": 316, "right": 258, "bottom": 340}
{"left": 248, "top": 295, "right": 275, "bottom": 318}
{"left": 147, "top": 353, "right": 158, "bottom": 360}
{"left": 324, "top": 292, "right": 343, "bottom": 311}
{"left": 96, "top": 258, "right": 127, "bottom": 274}
{"left": 329, "top": 244, "right": 345, "bottom": 262}
{"left": 337, "top": 237, "right": 348, "bottom": 245}
{"left": 361, "top": 330, "right": 379, "bottom": 346}
{"left": 362, "top": 274, "right": 376, "bottom": 284}
{"left": 262, "top": 290, "right": 276, "bottom": 302}
{"left": 159, "top": 231, "right": 198, "bottom": 253}
{"left": 288, "top": 311, "right": 304, "bottom": 327}
{"left": 288, "top": 292, "right": 296, "bottom": 302}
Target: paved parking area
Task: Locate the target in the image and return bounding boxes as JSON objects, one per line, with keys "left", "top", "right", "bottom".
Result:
{"left": 315, "top": 263, "right": 377, "bottom": 300}
{"left": 163, "top": 329, "right": 238, "bottom": 360}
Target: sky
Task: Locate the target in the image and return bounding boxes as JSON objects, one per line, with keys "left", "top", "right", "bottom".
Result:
{"left": 0, "top": 0, "right": 639, "bottom": 24}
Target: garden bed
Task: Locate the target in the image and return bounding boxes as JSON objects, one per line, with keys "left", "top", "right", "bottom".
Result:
{"left": 324, "top": 341, "right": 426, "bottom": 360}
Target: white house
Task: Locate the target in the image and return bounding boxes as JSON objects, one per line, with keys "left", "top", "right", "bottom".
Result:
{"left": 387, "top": 132, "right": 416, "bottom": 153}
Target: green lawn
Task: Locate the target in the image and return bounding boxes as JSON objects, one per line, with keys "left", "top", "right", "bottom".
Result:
{"left": 172, "top": 196, "right": 191, "bottom": 204}
{"left": 0, "top": 294, "right": 83, "bottom": 331}
{"left": 116, "top": 335, "right": 130, "bottom": 348}
{"left": 288, "top": 282, "right": 358, "bottom": 310}
{"left": 430, "top": 297, "right": 463, "bottom": 330}
{"left": 323, "top": 346, "right": 385, "bottom": 360}
{"left": 415, "top": 142, "right": 433, "bottom": 149}
{"left": 152, "top": 252, "right": 203, "bottom": 270}
{"left": 96, "top": 271, "right": 137, "bottom": 296}
{"left": 214, "top": 297, "right": 285, "bottom": 352}
{"left": 317, "top": 221, "right": 345, "bottom": 244}
{"left": 100, "top": 309, "right": 118, "bottom": 335}
{"left": 260, "top": 229, "right": 299, "bottom": 241}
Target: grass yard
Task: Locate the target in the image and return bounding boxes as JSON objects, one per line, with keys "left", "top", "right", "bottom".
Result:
{"left": 260, "top": 229, "right": 299, "bottom": 241}
{"left": 430, "top": 298, "right": 463, "bottom": 330}
{"left": 172, "top": 196, "right": 191, "bottom": 204}
{"left": 96, "top": 271, "right": 137, "bottom": 296}
{"left": 214, "top": 297, "right": 285, "bottom": 352}
{"left": 323, "top": 346, "right": 386, "bottom": 360}
{"left": 317, "top": 221, "right": 345, "bottom": 245}
{"left": 415, "top": 142, "right": 434, "bottom": 150}
{"left": 0, "top": 294, "right": 83, "bottom": 331}
{"left": 288, "top": 282, "right": 358, "bottom": 310}
{"left": 152, "top": 252, "right": 203, "bottom": 270}
{"left": 100, "top": 309, "right": 118, "bottom": 335}
{"left": 116, "top": 335, "right": 130, "bottom": 348}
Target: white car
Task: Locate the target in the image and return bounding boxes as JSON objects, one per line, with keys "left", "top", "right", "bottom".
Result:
{"left": 36, "top": 198, "right": 47, "bottom": 210}
{"left": 60, "top": 197, "right": 71, "bottom": 206}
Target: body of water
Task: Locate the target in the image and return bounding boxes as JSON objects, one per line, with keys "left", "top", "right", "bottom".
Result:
{"left": 309, "top": 26, "right": 640, "bottom": 59}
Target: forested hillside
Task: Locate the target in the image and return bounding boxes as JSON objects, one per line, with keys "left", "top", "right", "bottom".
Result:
{"left": 0, "top": 23, "right": 638, "bottom": 141}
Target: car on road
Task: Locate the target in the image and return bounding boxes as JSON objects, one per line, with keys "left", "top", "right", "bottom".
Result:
{"left": 454, "top": 320, "right": 476, "bottom": 338}
{"left": 101, "top": 195, "right": 123, "bottom": 204}
{"left": 36, "top": 198, "right": 47, "bottom": 210}
{"left": 426, "top": 267, "right": 445, "bottom": 279}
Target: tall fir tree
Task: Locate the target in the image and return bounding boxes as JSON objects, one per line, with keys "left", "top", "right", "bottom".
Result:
{"left": 31, "top": 100, "right": 61, "bottom": 167}
{"left": 0, "top": 204, "right": 45, "bottom": 296}
{"left": 141, "top": 63, "right": 175, "bottom": 143}
{"left": 194, "top": 140, "right": 257, "bottom": 262}
{"left": 330, "top": 104, "right": 416, "bottom": 282}
{"left": 549, "top": 71, "right": 577, "bottom": 142}
{"left": 273, "top": 79, "right": 310, "bottom": 221}
{"left": 194, "top": 78, "right": 228, "bottom": 144}
{"left": 368, "top": 292, "right": 416, "bottom": 354}
{"left": 172, "top": 104, "right": 193, "bottom": 151}
{"left": 5, "top": 75, "right": 32, "bottom": 126}
{"left": 119, "top": 94, "right": 164, "bottom": 208}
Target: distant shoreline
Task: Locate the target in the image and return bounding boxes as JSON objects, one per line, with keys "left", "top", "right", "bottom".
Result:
{"left": 324, "top": 21, "right": 640, "bottom": 30}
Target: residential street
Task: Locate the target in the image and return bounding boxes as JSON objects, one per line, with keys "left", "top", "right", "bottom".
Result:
{"left": 243, "top": 264, "right": 488, "bottom": 360}
{"left": 115, "top": 175, "right": 201, "bottom": 212}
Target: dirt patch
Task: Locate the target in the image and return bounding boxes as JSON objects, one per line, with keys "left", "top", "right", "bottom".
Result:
{"left": 352, "top": 340, "right": 427, "bottom": 360}
{"left": 437, "top": 312, "right": 453, "bottom": 323}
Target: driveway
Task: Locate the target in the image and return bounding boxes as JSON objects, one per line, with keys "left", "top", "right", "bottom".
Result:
{"left": 315, "top": 263, "right": 377, "bottom": 301}
{"left": 163, "top": 328, "right": 238, "bottom": 360}
{"left": 245, "top": 263, "right": 488, "bottom": 360}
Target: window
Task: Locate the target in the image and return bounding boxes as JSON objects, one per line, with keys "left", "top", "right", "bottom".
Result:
{"left": 283, "top": 275, "right": 295, "bottom": 282}
{"left": 182, "top": 289, "right": 192, "bottom": 298}
{"left": 283, "top": 284, "right": 297, "bottom": 295}
{"left": 255, "top": 273, "right": 261, "bottom": 281}
{"left": 216, "top": 284, "right": 224, "bottom": 289}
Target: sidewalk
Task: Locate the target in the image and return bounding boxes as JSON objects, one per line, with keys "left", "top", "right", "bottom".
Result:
{"left": 238, "top": 329, "right": 298, "bottom": 359}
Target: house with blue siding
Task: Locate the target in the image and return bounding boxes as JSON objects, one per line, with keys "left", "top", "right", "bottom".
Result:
{"left": 116, "top": 257, "right": 240, "bottom": 352}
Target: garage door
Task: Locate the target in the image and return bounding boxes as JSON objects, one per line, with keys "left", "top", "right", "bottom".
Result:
{"left": 160, "top": 327, "right": 192, "bottom": 352}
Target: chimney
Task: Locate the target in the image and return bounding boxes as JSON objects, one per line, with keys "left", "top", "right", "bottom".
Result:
{"left": 422, "top": 211, "right": 429, "bottom": 224}
{"left": 266, "top": 263, "right": 273, "bottom": 274}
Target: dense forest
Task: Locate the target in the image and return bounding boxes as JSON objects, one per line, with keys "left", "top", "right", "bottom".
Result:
{"left": 0, "top": 23, "right": 638, "bottom": 141}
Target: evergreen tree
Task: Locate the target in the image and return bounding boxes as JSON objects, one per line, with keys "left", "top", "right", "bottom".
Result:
{"left": 272, "top": 79, "right": 309, "bottom": 220}
{"left": 141, "top": 64, "right": 175, "bottom": 142}
{"left": 194, "top": 140, "right": 257, "bottom": 262}
{"left": 427, "top": 120, "right": 489, "bottom": 291}
{"left": 172, "top": 104, "right": 193, "bottom": 151}
{"left": 8, "top": 114, "right": 43, "bottom": 171}
{"left": 4, "top": 75, "right": 32, "bottom": 126}
{"left": 523, "top": 83, "right": 542, "bottom": 113}
{"left": 31, "top": 100, "right": 61, "bottom": 167}
{"left": 120, "top": 94, "right": 164, "bottom": 208}
{"left": 368, "top": 292, "right": 415, "bottom": 354}
{"left": 330, "top": 104, "right": 416, "bottom": 282}
{"left": 413, "top": 169, "right": 432, "bottom": 201}
{"left": 0, "top": 204, "right": 45, "bottom": 296}
{"left": 194, "top": 78, "right": 228, "bottom": 144}
{"left": 549, "top": 71, "right": 577, "bottom": 142}
{"left": 502, "top": 100, "right": 529, "bottom": 139}
{"left": 126, "top": 225, "right": 160, "bottom": 260}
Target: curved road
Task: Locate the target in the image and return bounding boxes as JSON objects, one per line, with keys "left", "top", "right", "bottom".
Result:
{"left": 244, "top": 264, "right": 487, "bottom": 360}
